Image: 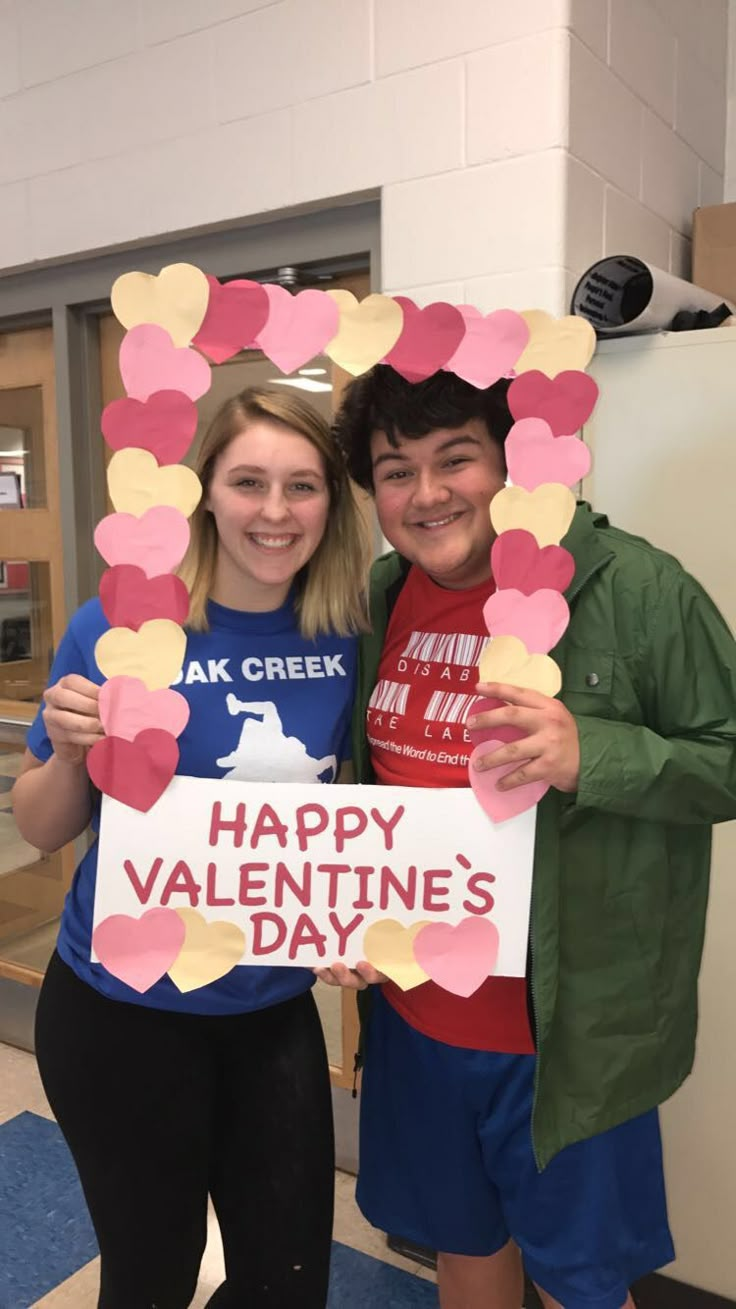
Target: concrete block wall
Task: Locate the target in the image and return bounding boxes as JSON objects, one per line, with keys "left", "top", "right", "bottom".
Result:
{"left": 566, "top": 0, "right": 729, "bottom": 293}
{"left": 0, "top": 0, "right": 730, "bottom": 314}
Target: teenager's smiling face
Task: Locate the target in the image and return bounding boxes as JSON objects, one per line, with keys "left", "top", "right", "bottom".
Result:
{"left": 370, "top": 420, "right": 506, "bottom": 589}
{"left": 207, "top": 421, "right": 330, "bottom": 609}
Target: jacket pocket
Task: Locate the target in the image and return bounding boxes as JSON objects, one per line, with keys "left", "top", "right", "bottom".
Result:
{"left": 559, "top": 645, "right": 616, "bottom": 720}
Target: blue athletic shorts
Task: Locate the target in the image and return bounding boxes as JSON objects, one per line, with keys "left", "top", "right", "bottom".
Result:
{"left": 357, "top": 992, "right": 675, "bottom": 1309}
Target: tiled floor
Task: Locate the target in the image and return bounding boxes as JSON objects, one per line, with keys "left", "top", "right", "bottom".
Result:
{"left": 0, "top": 1041, "right": 438, "bottom": 1309}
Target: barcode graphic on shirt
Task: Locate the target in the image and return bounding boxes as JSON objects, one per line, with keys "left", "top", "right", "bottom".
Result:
{"left": 368, "top": 679, "right": 410, "bottom": 714}
{"left": 402, "top": 631, "right": 488, "bottom": 665}
{"left": 424, "top": 691, "right": 477, "bottom": 723}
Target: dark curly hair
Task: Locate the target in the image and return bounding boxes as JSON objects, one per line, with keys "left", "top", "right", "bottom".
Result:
{"left": 333, "top": 365, "right": 514, "bottom": 491}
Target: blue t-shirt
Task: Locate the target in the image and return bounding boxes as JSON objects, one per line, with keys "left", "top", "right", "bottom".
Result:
{"left": 27, "top": 595, "right": 357, "bottom": 1015}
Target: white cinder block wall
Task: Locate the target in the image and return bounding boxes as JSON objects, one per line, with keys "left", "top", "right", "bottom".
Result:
{"left": 0, "top": 0, "right": 729, "bottom": 314}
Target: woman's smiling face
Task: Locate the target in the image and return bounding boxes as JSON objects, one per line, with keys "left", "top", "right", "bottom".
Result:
{"left": 207, "top": 421, "right": 330, "bottom": 609}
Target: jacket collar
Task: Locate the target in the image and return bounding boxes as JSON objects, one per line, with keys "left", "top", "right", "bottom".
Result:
{"left": 562, "top": 502, "right": 615, "bottom": 602}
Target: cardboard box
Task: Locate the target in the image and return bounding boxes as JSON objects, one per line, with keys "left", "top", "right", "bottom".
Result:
{"left": 692, "top": 203, "right": 736, "bottom": 305}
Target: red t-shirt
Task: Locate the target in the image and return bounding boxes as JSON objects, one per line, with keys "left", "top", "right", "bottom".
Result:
{"left": 367, "top": 564, "right": 535, "bottom": 1054}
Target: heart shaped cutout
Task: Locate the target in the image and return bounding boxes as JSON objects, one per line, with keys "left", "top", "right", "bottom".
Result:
{"left": 508, "top": 368, "right": 599, "bottom": 435}
{"left": 168, "top": 908, "right": 246, "bottom": 992}
{"left": 255, "top": 285, "right": 340, "bottom": 374}
{"left": 325, "top": 291, "right": 404, "bottom": 376}
{"left": 99, "top": 566, "right": 190, "bottom": 630}
{"left": 95, "top": 620, "right": 186, "bottom": 691}
{"left": 94, "top": 506, "right": 190, "bottom": 578}
{"left": 101, "top": 391, "right": 199, "bottom": 465}
{"left": 107, "top": 448, "right": 202, "bottom": 519}
{"left": 483, "top": 588, "right": 570, "bottom": 653}
{"left": 515, "top": 310, "right": 596, "bottom": 378}
{"left": 119, "top": 324, "right": 211, "bottom": 402}
{"left": 111, "top": 262, "right": 210, "bottom": 347}
{"left": 87, "top": 728, "right": 179, "bottom": 812}
{"left": 192, "top": 274, "right": 270, "bottom": 363}
{"left": 490, "top": 484, "right": 575, "bottom": 547}
{"left": 362, "top": 919, "right": 431, "bottom": 991}
{"left": 466, "top": 704, "right": 526, "bottom": 749}
{"left": 99, "top": 676, "right": 190, "bottom": 742}
{"left": 469, "top": 740, "right": 549, "bottom": 823}
{"left": 92, "top": 907, "right": 186, "bottom": 993}
{"left": 445, "top": 308, "right": 529, "bottom": 388}
{"left": 384, "top": 298, "right": 466, "bottom": 382}
{"left": 506, "top": 418, "right": 591, "bottom": 491}
{"left": 413, "top": 917, "right": 500, "bottom": 997}
{"left": 478, "top": 635, "right": 561, "bottom": 697}
{"left": 491, "top": 530, "right": 575, "bottom": 595}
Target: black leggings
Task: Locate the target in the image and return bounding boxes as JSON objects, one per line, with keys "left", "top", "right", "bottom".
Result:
{"left": 35, "top": 952, "right": 334, "bottom": 1309}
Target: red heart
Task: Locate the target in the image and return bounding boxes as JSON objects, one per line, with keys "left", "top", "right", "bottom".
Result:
{"left": 466, "top": 703, "right": 526, "bottom": 749}
{"left": 87, "top": 729, "right": 179, "bottom": 812}
{"left": 491, "top": 530, "right": 574, "bottom": 595}
{"left": 508, "top": 369, "right": 599, "bottom": 436}
{"left": 192, "top": 274, "right": 270, "bottom": 364}
{"left": 385, "top": 298, "right": 466, "bottom": 381}
{"left": 99, "top": 565, "right": 190, "bottom": 631}
{"left": 101, "top": 391, "right": 198, "bottom": 465}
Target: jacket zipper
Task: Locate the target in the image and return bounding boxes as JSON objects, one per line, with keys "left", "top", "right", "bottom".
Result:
{"left": 529, "top": 548, "right": 614, "bottom": 1171}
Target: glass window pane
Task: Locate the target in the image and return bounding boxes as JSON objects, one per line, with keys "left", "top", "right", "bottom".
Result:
{"left": 0, "top": 561, "right": 53, "bottom": 703}
{"left": 0, "top": 385, "right": 46, "bottom": 509}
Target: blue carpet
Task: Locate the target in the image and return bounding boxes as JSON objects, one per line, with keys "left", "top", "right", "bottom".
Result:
{"left": 0, "top": 1112, "right": 98, "bottom": 1308}
{"left": 0, "top": 1112, "right": 438, "bottom": 1308}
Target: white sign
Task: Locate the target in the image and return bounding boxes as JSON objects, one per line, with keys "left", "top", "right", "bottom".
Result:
{"left": 93, "top": 779, "right": 536, "bottom": 993}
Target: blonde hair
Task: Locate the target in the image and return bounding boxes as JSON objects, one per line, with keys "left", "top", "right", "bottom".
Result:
{"left": 180, "top": 387, "right": 369, "bottom": 638}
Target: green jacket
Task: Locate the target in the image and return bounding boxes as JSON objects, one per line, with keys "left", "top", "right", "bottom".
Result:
{"left": 352, "top": 503, "right": 736, "bottom": 1168}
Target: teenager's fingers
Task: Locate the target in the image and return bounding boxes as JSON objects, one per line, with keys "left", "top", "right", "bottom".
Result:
{"left": 475, "top": 681, "right": 550, "bottom": 709}
{"left": 472, "top": 735, "right": 543, "bottom": 773}
{"left": 354, "top": 962, "right": 388, "bottom": 986}
{"left": 320, "top": 962, "right": 368, "bottom": 990}
{"left": 495, "top": 760, "right": 546, "bottom": 791}
{"left": 44, "top": 687, "right": 102, "bottom": 719}
{"left": 313, "top": 968, "right": 340, "bottom": 986}
{"left": 44, "top": 709, "right": 103, "bottom": 738}
{"left": 466, "top": 704, "right": 539, "bottom": 733}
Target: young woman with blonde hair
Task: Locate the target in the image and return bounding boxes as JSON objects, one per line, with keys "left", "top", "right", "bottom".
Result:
{"left": 13, "top": 387, "right": 369, "bottom": 1309}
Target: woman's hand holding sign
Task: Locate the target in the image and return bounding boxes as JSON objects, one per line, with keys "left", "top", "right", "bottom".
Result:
{"left": 314, "top": 961, "right": 388, "bottom": 990}
{"left": 42, "top": 674, "right": 104, "bottom": 765}
{"left": 469, "top": 682, "right": 580, "bottom": 793}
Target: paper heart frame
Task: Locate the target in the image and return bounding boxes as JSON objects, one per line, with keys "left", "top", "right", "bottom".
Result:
{"left": 88, "top": 262, "right": 598, "bottom": 993}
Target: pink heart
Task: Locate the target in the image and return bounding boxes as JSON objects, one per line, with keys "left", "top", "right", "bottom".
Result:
{"left": 92, "top": 907, "right": 186, "bottom": 993}
{"left": 444, "top": 309, "right": 529, "bottom": 388}
{"left": 119, "top": 324, "right": 212, "bottom": 402}
{"left": 101, "top": 391, "right": 198, "bottom": 465}
{"left": 483, "top": 588, "right": 569, "bottom": 654}
{"left": 384, "top": 298, "right": 466, "bottom": 381}
{"left": 413, "top": 916, "right": 500, "bottom": 998}
{"left": 508, "top": 368, "right": 599, "bottom": 436}
{"left": 491, "top": 530, "right": 575, "bottom": 595}
{"left": 192, "top": 274, "right": 270, "bottom": 364}
{"left": 94, "top": 506, "right": 190, "bottom": 578}
{"left": 255, "top": 286, "right": 340, "bottom": 374}
{"left": 506, "top": 418, "right": 591, "bottom": 491}
{"left": 99, "top": 676, "right": 190, "bottom": 742}
{"left": 469, "top": 740, "right": 549, "bottom": 823}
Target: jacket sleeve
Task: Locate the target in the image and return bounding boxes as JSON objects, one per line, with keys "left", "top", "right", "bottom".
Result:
{"left": 574, "top": 571, "right": 736, "bottom": 824}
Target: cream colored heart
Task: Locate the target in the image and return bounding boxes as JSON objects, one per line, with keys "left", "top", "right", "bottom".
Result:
{"left": 362, "top": 919, "right": 431, "bottom": 991}
{"left": 111, "top": 262, "right": 210, "bottom": 348}
{"left": 514, "top": 310, "right": 596, "bottom": 378}
{"left": 325, "top": 290, "right": 404, "bottom": 376}
{"left": 107, "top": 449, "right": 202, "bottom": 519}
{"left": 95, "top": 620, "right": 186, "bottom": 691}
{"left": 491, "top": 484, "right": 575, "bottom": 547}
{"left": 478, "top": 635, "right": 561, "bottom": 697}
{"left": 169, "top": 909, "right": 246, "bottom": 993}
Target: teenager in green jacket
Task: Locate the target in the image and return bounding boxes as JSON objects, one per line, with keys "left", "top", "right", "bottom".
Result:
{"left": 317, "top": 365, "right": 736, "bottom": 1309}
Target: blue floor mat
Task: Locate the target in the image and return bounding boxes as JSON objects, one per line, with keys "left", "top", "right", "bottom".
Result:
{"left": 0, "top": 1112, "right": 98, "bottom": 1308}
{"left": 0, "top": 1112, "right": 438, "bottom": 1308}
